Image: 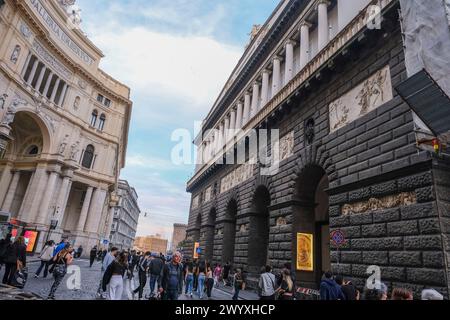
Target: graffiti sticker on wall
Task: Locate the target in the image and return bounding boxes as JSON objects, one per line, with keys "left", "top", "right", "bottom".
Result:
{"left": 296, "top": 233, "right": 314, "bottom": 272}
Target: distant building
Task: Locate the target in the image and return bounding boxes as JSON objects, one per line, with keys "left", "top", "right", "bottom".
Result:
{"left": 109, "top": 180, "right": 140, "bottom": 250}
{"left": 134, "top": 234, "right": 168, "bottom": 254}
{"left": 171, "top": 223, "right": 187, "bottom": 252}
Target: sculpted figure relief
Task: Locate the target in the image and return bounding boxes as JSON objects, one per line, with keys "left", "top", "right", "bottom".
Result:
{"left": 10, "top": 45, "right": 21, "bottom": 64}
{"left": 0, "top": 94, "right": 7, "bottom": 110}
{"left": 342, "top": 192, "right": 417, "bottom": 215}
{"left": 58, "top": 134, "right": 70, "bottom": 155}
{"left": 70, "top": 141, "right": 80, "bottom": 160}
{"left": 1, "top": 97, "right": 26, "bottom": 126}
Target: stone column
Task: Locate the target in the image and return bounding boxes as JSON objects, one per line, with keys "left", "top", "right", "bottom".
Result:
{"left": 50, "top": 78, "right": 61, "bottom": 103}
{"left": 84, "top": 188, "right": 108, "bottom": 234}
{"left": 272, "top": 57, "right": 281, "bottom": 96}
{"left": 27, "top": 59, "right": 39, "bottom": 85}
{"left": 229, "top": 108, "right": 236, "bottom": 140}
{"left": 224, "top": 115, "right": 230, "bottom": 144}
{"left": 18, "top": 165, "right": 49, "bottom": 223}
{"left": 1, "top": 170, "right": 20, "bottom": 212}
{"left": 21, "top": 54, "right": 32, "bottom": 78}
{"left": 57, "top": 83, "right": 68, "bottom": 106}
{"left": 318, "top": 0, "right": 330, "bottom": 51}
{"left": 251, "top": 82, "right": 260, "bottom": 118}
{"left": 261, "top": 70, "right": 270, "bottom": 106}
{"left": 243, "top": 92, "right": 251, "bottom": 126}
{"left": 236, "top": 102, "right": 243, "bottom": 129}
{"left": 35, "top": 67, "right": 47, "bottom": 91}
{"left": 36, "top": 171, "right": 59, "bottom": 225}
{"left": 43, "top": 72, "right": 54, "bottom": 97}
{"left": 54, "top": 175, "right": 72, "bottom": 226}
{"left": 76, "top": 186, "right": 94, "bottom": 232}
{"left": 104, "top": 206, "right": 116, "bottom": 243}
{"left": 285, "top": 40, "right": 295, "bottom": 83}
{"left": 220, "top": 122, "right": 225, "bottom": 148}
{"left": 300, "top": 22, "right": 311, "bottom": 69}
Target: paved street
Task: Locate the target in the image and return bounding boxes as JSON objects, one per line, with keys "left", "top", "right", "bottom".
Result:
{"left": 1, "top": 259, "right": 258, "bottom": 300}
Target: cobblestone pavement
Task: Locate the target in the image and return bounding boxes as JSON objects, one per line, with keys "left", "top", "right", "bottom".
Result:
{"left": 1, "top": 259, "right": 258, "bottom": 300}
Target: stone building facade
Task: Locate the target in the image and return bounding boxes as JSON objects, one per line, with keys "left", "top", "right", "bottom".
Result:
{"left": 171, "top": 223, "right": 187, "bottom": 252}
{"left": 185, "top": 0, "right": 450, "bottom": 297}
{"left": 0, "top": 0, "right": 132, "bottom": 253}
{"left": 109, "top": 180, "right": 140, "bottom": 250}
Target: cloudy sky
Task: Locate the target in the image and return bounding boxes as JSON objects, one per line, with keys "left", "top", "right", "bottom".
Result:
{"left": 76, "top": 0, "right": 279, "bottom": 243}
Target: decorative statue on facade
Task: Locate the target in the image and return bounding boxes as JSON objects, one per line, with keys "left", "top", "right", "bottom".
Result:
{"left": 10, "top": 45, "right": 21, "bottom": 64}
{"left": 1, "top": 97, "right": 26, "bottom": 126}
{"left": 305, "top": 118, "right": 315, "bottom": 145}
{"left": 58, "top": 134, "right": 70, "bottom": 155}
{"left": 70, "top": 141, "right": 80, "bottom": 160}
{"left": 0, "top": 94, "right": 7, "bottom": 110}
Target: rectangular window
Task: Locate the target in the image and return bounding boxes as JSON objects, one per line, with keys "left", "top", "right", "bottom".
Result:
{"left": 97, "top": 94, "right": 104, "bottom": 103}
{"left": 104, "top": 98, "right": 111, "bottom": 107}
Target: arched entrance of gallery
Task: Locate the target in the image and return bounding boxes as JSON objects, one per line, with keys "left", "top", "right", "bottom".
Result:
{"left": 292, "top": 165, "right": 330, "bottom": 289}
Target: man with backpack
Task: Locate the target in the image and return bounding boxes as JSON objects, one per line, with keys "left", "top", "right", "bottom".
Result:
{"left": 148, "top": 252, "right": 164, "bottom": 297}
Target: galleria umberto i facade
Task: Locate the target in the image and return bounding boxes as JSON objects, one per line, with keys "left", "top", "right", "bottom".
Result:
{"left": 0, "top": 0, "right": 132, "bottom": 251}
{"left": 185, "top": 0, "right": 450, "bottom": 297}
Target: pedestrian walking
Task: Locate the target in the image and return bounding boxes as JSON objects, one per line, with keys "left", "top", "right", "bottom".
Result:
{"left": 232, "top": 269, "right": 245, "bottom": 301}
{"left": 391, "top": 288, "right": 414, "bottom": 300}
{"left": 47, "top": 245, "right": 74, "bottom": 300}
{"left": 213, "top": 264, "right": 222, "bottom": 288}
{"left": 102, "top": 251, "right": 128, "bottom": 300}
{"left": 0, "top": 234, "right": 12, "bottom": 272}
{"left": 89, "top": 246, "right": 97, "bottom": 267}
{"left": 197, "top": 265, "right": 206, "bottom": 299}
{"left": 320, "top": 271, "right": 345, "bottom": 300}
{"left": 276, "top": 269, "right": 294, "bottom": 300}
{"left": 53, "top": 238, "right": 69, "bottom": 256}
{"left": 2, "top": 236, "right": 26, "bottom": 286}
{"left": 34, "top": 240, "right": 55, "bottom": 279}
{"left": 148, "top": 253, "right": 164, "bottom": 297}
{"left": 258, "top": 266, "right": 276, "bottom": 300}
{"left": 133, "top": 251, "right": 151, "bottom": 300}
{"left": 159, "top": 251, "right": 184, "bottom": 300}
{"left": 75, "top": 245, "right": 83, "bottom": 259}
{"left": 184, "top": 263, "right": 194, "bottom": 297}
{"left": 96, "top": 247, "right": 119, "bottom": 298}
{"left": 206, "top": 265, "right": 215, "bottom": 299}
{"left": 335, "top": 275, "right": 357, "bottom": 300}
{"left": 223, "top": 261, "right": 231, "bottom": 286}
{"left": 192, "top": 259, "right": 199, "bottom": 291}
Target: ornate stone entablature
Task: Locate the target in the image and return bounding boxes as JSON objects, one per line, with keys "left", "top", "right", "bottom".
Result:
{"left": 329, "top": 65, "right": 393, "bottom": 133}
{"left": 32, "top": 40, "right": 73, "bottom": 80}
{"left": 220, "top": 162, "right": 254, "bottom": 194}
{"left": 341, "top": 192, "right": 417, "bottom": 215}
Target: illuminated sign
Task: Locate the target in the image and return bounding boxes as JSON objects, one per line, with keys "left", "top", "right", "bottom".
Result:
{"left": 296, "top": 233, "right": 314, "bottom": 272}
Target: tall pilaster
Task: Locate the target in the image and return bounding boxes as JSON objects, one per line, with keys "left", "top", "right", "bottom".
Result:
{"left": 318, "top": 1, "right": 330, "bottom": 51}
{"left": 76, "top": 186, "right": 94, "bottom": 232}
{"left": 84, "top": 188, "right": 108, "bottom": 234}
{"left": 285, "top": 41, "right": 295, "bottom": 83}
{"left": 224, "top": 115, "right": 230, "bottom": 144}
{"left": 236, "top": 102, "right": 243, "bottom": 129}
{"left": 229, "top": 108, "right": 236, "bottom": 140}
{"left": 18, "top": 165, "right": 49, "bottom": 223}
{"left": 0, "top": 165, "right": 14, "bottom": 207}
{"left": 272, "top": 57, "right": 281, "bottom": 96}
{"left": 1, "top": 170, "right": 20, "bottom": 212}
{"left": 243, "top": 92, "right": 251, "bottom": 126}
{"left": 54, "top": 174, "right": 72, "bottom": 227}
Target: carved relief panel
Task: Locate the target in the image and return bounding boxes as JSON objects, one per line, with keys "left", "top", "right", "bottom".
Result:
{"left": 220, "top": 162, "right": 254, "bottom": 194}
{"left": 330, "top": 65, "right": 393, "bottom": 133}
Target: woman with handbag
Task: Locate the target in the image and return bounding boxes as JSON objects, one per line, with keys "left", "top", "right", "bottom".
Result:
{"left": 34, "top": 240, "right": 55, "bottom": 279}
{"left": 2, "top": 236, "right": 26, "bottom": 286}
{"left": 276, "top": 269, "right": 294, "bottom": 300}
{"left": 47, "top": 245, "right": 74, "bottom": 300}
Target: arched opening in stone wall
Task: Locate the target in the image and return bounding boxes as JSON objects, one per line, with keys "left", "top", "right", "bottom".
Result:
{"left": 247, "top": 186, "right": 271, "bottom": 274}
{"left": 292, "top": 165, "right": 330, "bottom": 289}
{"left": 203, "top": 208, "right": 217, "bottom": 262}
{"left": 221, "top": 199, "right": 237, "bottom": 264}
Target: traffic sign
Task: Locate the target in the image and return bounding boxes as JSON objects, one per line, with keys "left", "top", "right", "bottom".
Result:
{"left": 330, "top": 230, "right": 346, "bottom": 247}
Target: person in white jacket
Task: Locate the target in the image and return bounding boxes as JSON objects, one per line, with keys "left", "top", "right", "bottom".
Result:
{"left": 34, "top": 240, "right": 55, "bottom": 279}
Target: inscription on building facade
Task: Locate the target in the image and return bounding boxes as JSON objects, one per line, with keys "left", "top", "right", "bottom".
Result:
{"left": 32, "top": 40, "right": 72, "bottom": 80}
{"left": 341, "top": 192, "right": 417, "bottom": 215}
{"left": 29, "top": 0, "right": 95, "bottom": 66}
{"left": 330, "top": 65, "right": 393, "bottom": 132}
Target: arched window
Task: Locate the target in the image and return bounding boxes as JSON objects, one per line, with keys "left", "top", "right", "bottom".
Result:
{"left": 82, "top": 144, "right": 95, "bottom": 169}
{"left": 26, "top": 145, "right": 39, "bottom": 156}
{"left": 98, "top": 114, "right": 106, "bottom": 131}
{"left": 90, "top": 110, "right": 98, "bottom": 127}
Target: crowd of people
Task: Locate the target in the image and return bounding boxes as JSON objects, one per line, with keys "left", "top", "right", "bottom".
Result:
{"left": 0, "top": 234, "right": 446, "bottom": 301}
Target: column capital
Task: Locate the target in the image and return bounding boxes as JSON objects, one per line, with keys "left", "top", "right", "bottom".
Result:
{"left": 299, "top": 21, "right": 313, "bottom": 29}
{"left": 253, "top": 80, "right": 261, "bottom": 87}
{"left": 272, "top": 55, "right": 282, "bottom": 63}
{"left": 317, "top": 0, "right": 331, "bottom": 8}
{"left": 262, "top": 68, "right": 271, "bottom": 75}
{"left": 285, "top": 39, "right": 296, "bottom": 47}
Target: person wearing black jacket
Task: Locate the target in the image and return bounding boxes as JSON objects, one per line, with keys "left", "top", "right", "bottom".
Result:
{"left": 0, "top": 234, "right": 12, "bottom": 272}
{"left": 2, "top": 236, "right": 26, "bottom": 285}
{"left": 102, "top": 251, "right": 128, "bottom": 300}
{"left": 335, "top": 275, "right": 357, "bottom": 300}
{"left": 89, "top": 246, "right": 97, "bottom": 267}
{"left": 149, "top": 253, "right": 164, "bottom": 296}
{"left": 132, "top": 251, "right": 151, "bottom": 300}
{"left": 158, "top": 251, "right": 183, "bottom": 300}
